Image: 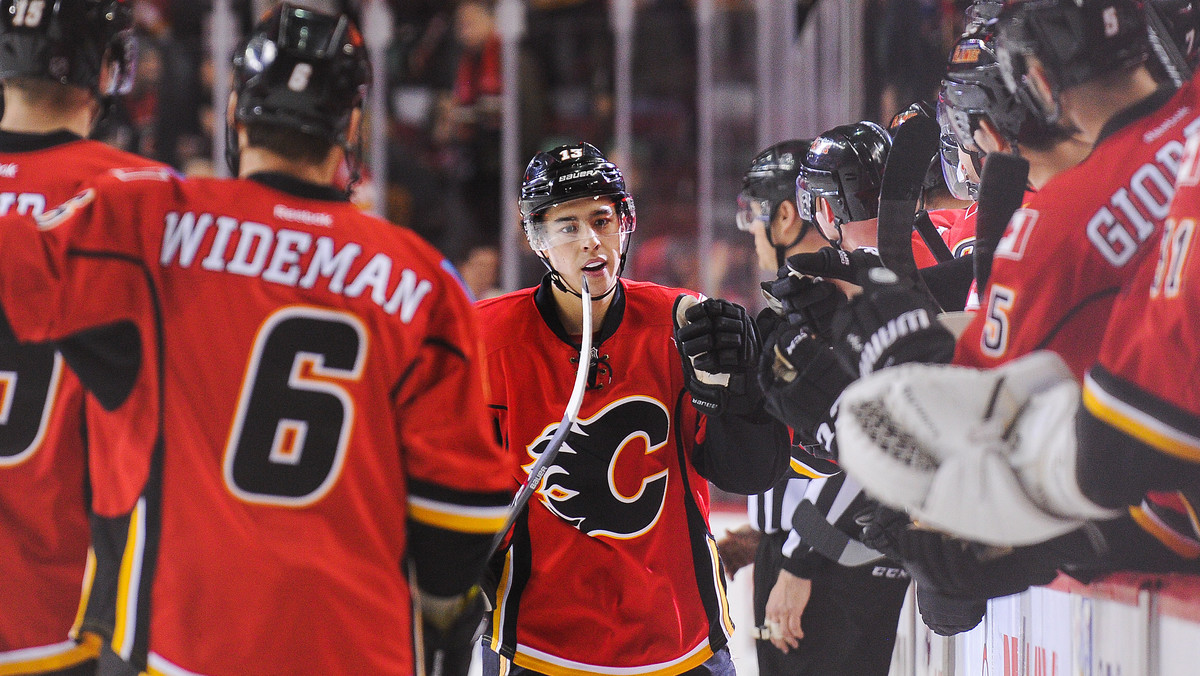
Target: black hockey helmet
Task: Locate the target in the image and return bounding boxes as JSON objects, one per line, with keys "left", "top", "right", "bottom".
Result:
{"left": 228, "top": 3, "right": 370, "bottom": 174}
{"left": 739, "top": 139, "right": 814, "bottom": 266}
{"left": 995, "top": 0, "right": 1148, "bottom": 124}
{"left": 0, "top": 0, "right": 135, "bottom": 96}
{"left": 520, "top": 141, "right": 636, "bottom": 250}
{"left": 796, "top": 121, "right": 891, "bottom": 246}
{"left": 941, "top": 21, "right": 1043, "bottom": 157}
{"left": 520, "top": 142, "right": 636, "bottom": 298}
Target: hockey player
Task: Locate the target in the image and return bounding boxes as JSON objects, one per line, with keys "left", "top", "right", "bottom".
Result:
{"left": 831, "top": 0, "right": 1200, "bottom": 571}
{"left": 795, "top": 120, "right": 891, "bottom": 251}
{"left": 0, "top": 5, "right": 511, "bottom": 675}
{"left": 725, "top": 140, "right": 909, "bottom": 675}
{"left": 477, "top": 142, "right": 789, "bottom": 676}
{"left": 0, "top": 2, "right": 165, "bottom": 674}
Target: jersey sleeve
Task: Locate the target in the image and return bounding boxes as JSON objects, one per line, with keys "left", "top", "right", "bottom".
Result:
{"left": 396, "top": 263, "right": 513, "bottom": 596}
{"left": 0, "top": 180, "right": 150, "bottom": 345}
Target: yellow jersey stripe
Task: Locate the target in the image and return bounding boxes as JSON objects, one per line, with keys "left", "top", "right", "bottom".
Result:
{"left": 407, "top": 498, "right": 507, "bottom": 533}
{"left": 511, "top": 641, "right": 713, "bottom": 676}
{"left": 113, "top": 498, "right": 146, "bottom": 659}
{"left": 705, "top": 536, "right": 735, "bottom": 638}
{"left": 789, "top": 457, "right": 839, "bottom": 479}
{"left": 70, "top": 547, "right": 97, "bottom": 640}
{"left": 1083, "top": 375, "right": 1200, "bottom": 463}
{"left": 1129, "top": 505, "right": 1200, "bottom": 559}
{"left": 490, "top": 549, "right": 514, "bottom": 652}
{"left": 0, "top": 634, "right": 100, "bottom": 676}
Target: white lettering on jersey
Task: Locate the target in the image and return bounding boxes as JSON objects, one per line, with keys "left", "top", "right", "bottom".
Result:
{"left": 273, "top": 204, "right": 333, "bottom": 227}
{"left": 161, "top": 212, "right": 213, "bottom": 267}
{"left": 0, "top": 191, "right": 46, "bottom": 216}
{"left": 0, "top": 164, "right": 18, "bottom": 178}
{"left": 996, "top": 209, "right": 1038, "bottom": 260}
{"left": 1087, "top": 158, "right": 1180, "bottom": 267}
{"left": 159, "top": 212, "right": 431, "bottom": 320}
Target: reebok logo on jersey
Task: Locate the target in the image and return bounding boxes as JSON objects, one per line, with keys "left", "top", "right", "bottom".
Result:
{"left": 159, "top": 212, "right": 433, "bottom": 321}
{"left": 0, "top": 164, "right": 17, "bottom": 178}
{"left": 274, "top": 204, "right": 333, "bottom": 227}
{"left": 858, "top": 308, "right": 932, "bottom": 377}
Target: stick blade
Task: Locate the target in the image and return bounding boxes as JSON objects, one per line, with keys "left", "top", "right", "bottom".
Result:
{"left": 973, "top": 152, "right": 1030, "bottom": 291}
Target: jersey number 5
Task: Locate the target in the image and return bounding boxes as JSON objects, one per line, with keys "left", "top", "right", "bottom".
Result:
{"left": 223, "top": 307, "right": 367, "bottom": 507}
{"left": 981, "top": 285, "right": 1015, "bottom": 358}
{"left": 0, "top": 347, "right": 62, "bottom": 466}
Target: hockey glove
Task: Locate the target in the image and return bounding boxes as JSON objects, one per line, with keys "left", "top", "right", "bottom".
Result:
{"left": 784, "top": 246, "right": 883, "bottom": 284}
{"left": 757, "top": 320, "right": 854, "bottom": 447}
{"left": 760, "top": 273, "right": 846, "bottom": 342}
{"left": 421, "top": 586, "right": 486, "bottom": 676}
{"left": 674, "top": 295, "right": 762, "bottom": 417}
{"left": 916, "top": 586, "right": 987, "bottom": 636}
{"left": 858, "top": 503, "right": 1057, "bottom": 600}
{"left": 832, "top": 267, "right": 956, "bottom": 378}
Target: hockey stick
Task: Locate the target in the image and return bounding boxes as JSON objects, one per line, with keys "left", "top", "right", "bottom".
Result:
{"left": 1145, "top": 0, "right": 1192, "bottom": 88}
{"left": 913, "top": 210, "right": 954, "bottom": 264}
{"left": 972, "top": 153, "right": 1029, "bottom": 293}
{"left": 488, "top": 278, "right": 593, "bottom": 558}
{"left": 875, "top": 113, "right": 942, "bottom": 306}
{"left": 790, "top": 501, "right": 885, "bottom": 567}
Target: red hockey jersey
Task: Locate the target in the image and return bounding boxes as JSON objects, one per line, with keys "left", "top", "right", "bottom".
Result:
{"left": 1087, "top": 129, "right": 1200, "bottom": 467}
{"left": 478, "top": 279, "right": 734, "bottom": 675}
{"left": 0, "top": 132, "right": 160, "bottom": 674}
{"left": 0, "top": 169, "right": 511, "bottom": 676}
{"left": 955, "top": 82, "right": 1200, "bottom": 378}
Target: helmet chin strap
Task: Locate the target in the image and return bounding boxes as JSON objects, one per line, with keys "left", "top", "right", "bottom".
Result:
{"left": 537, "top": 236, "right": 630, "bottom": 302}
{"left": 769, "top": 219, "right": 812, "bottom": 269}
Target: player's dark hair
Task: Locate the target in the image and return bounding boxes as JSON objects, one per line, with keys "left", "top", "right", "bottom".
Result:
{"left": 244, "top": 122, "right": 334, "bottom": 166}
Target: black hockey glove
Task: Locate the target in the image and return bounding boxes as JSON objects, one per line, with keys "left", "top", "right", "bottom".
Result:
{"left": 421, "top": 587, "right": 487, "bottom": 676}
{"left": 858, "top": 504, "right": 1057, "bottom": 600}
{"left": 673, "top": 295, "right": 762, "bottom": 417}
{"left": 916, "top": 586, "right": 987, "bottom": 636}
{"left": 784, "top": 246, "right": 884, "bottom": 285}
{"left": 832, "top": 267, "right": 956, "bottom": 378}
{"left": 757, "top": 320, "right": 854, "bottom": 448}
{"left": 760, "top": 273, "right": 846, "bottom": 342}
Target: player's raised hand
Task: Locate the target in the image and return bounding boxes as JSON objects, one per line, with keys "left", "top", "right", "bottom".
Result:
{"left": 832, "top": 267, "right": 955, "bottom": 378}
{"left": 757, "top": 321, "right": 852, "bottom": 449}
{"left": 673, "top": 295, "right": 761, "bottom": 416}
{"left": 784, "top": 246, "right": 883, "bottom": 284}
{"left": 759, "top": 272, "right": 846, "bottom": 342}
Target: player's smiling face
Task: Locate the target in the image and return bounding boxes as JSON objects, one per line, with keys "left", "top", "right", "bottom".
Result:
{"left": 540, "top": 196, "right": 623, "bottom": 296}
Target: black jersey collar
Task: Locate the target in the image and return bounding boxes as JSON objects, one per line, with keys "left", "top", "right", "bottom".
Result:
{"left": 1095, "top": 84, "right": 1177, "bottom": 147}
{"left": 534, "top": 273, "right": 626, "bottom": 348}
{"left": 0, "top": 129, "right": 83, "bottom": 153}
{"left": 247, "top": 171, "right": 348, "bottom": 203}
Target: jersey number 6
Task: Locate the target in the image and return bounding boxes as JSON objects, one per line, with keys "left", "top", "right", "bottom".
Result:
{"left": 223, "top": 307, "right": 367, "bottom": 507}
{"left": 0, "top": 346, "right": 62, "bottom": 466}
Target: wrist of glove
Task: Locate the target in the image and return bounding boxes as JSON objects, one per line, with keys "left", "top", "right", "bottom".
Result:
{"left": 674, "top": 295, "right": 762, "bottom": 417}
{"left": 757, "top": 320, "right": 854, "bottom": 442}
{"left": 759, "top": 272, "right": 847, "bottom": 342}
{"left": 859, "top": 503, "right": 1053, "bottom": 599}
{"left": 916, "top": 586, "right": 987, "bottom": 636}
{"left": 421, "top": 586, "right": 486, "bottom": 676}
{"left": 784, "top": 246, "right": 883, "bottom": 284}
{"left": 832, "top": 267, "right": 956, "bottom": 378}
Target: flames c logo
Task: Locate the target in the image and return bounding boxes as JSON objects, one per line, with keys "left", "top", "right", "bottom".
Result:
{"left": 524, "top": 396, "right": 671, "bottom": 539}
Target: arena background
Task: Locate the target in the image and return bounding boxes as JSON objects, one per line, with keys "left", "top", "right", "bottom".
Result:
{"left": 109, "top": 1, "right": 1200, "bottom": 673}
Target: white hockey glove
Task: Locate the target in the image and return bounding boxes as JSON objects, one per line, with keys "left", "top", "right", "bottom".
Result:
{"left": 834, "top": 351, "right": 1120, "bottom": 547}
